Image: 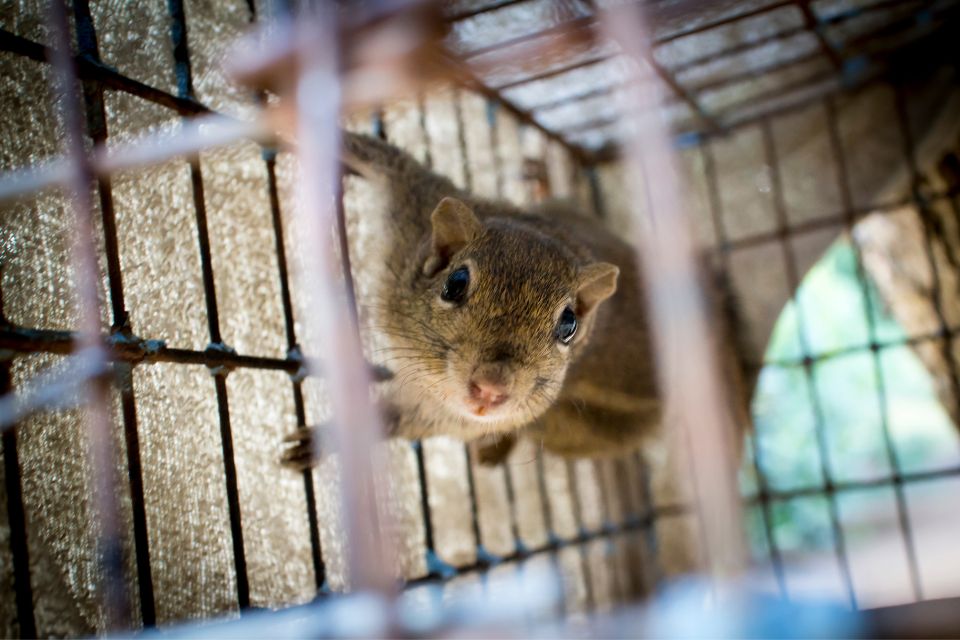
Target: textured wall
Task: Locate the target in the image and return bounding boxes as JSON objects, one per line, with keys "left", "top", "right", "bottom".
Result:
{"left": 0, "top": 3, "right": 653, "bottom": 632}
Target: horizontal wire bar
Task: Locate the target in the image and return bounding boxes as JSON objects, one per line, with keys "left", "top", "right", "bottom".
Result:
{"left": 0, "top": 325, "right": 392, "bottom": 383}
{"left": 402, "top": 501, "right": 690, "bottom": 587}
{"left": 0, "top": 27, "right": 208, "bottom": 116}
{"left": 0, "top": 348, "right": 106, "bottom": 432}
{"left": 0, "top": 325, "right": 299, "bottom": 372}
{"left": 0, "top": 112, "right": 268, "bottom": 203}
{"left": 759, "top": 325, "right": 960, "bottom": 370}
{"left": 718, "top": 189, "right": 953, "bottom": 254}
{"left": 743, "top": 464, "right": 960, "bottom": 504}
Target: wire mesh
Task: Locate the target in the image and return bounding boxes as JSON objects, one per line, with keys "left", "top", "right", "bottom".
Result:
{"left": 0, "top": 0, "right": 957, "bottom": 636}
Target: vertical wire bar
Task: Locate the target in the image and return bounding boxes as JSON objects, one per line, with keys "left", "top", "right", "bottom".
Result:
{"left": 598, "top": 4, "right": 747, "bottom": 584}
{"left": 452, "top": 97, "right": 496, "bottom": 569}
{"left": 262, "top": 149, "right": 325, "bottom": 590}
{"left": 585, "top": 172, "right": 637, "bottom": 548}
{"left": 45, "top": 0, "right": 131, "bottom": 627}
{"left": 586, "top": 165, "right": 606, "bottom": 220}
{"left": 535, "top": 455, "right": 559, "bottom": 546}
{"left": 114, "top": 362, "right": 155, "bottom": 624}
{"left": 581, "top": 170, "right": 630, "bottom": 602}
{"left": 413, "top": 442, "right": 455, "bottom": 579}
{"left": 212, "top": 374, "right": 249, "bottom": 608}
{"left": 0, "top": 277, "right": 36, "bottom": 638}
{"left": 482, "top": 99, "right": 529, "bottom": 560}
{"left": 564, "top": 459, "right": 596, "bottom": 612}
{"left": 166, "top": 0, "right": 248, "bottom": 608}
{"left": 595, "top": 460, "right": 615, "bottom": 531}
{"left": 292, "top": 9, "right": 393, "bottom": 594}
{"left": 533, "top": 455, "right": 568, "bottom": 618}
{"left": 825, "top": 96, "right": 924, "bottom": 601}
{"left": 334, "top": 172, "right": 360, "bottom": 326}
{"left": 245, "top": 0, "right": 325, "bottom": 594}
{"left": 761, "top": 118, "right": 857, "bottom": 609}
{"left": 454, "top": 87, "right": 474, "bottom": 193}
{"left": 701, "top": 140, "right": 788, "bottom": 599}
{"left": 500, "top": 455, "right": 527, "bottom": 555}
{"left": 463, "top": 446, "right": 498, "bottom": 568}
{"left": 0, "top": 388, "right": 36, "bottom": 639}
{"left": 634, "top": 450, "right": 662, "bottom": 592}
{"left": 70, "top": 0, "right": 155, "bottom": 623}
{"left": 409, "top": 95, "right": 456, "bottom": 580}
{"left": 486, "top": 100, "right": 504, "bottom": 200}
{"left": 544, "top": 128, "right": 595, "bottom": 610}
{"left": 893, "top": 85, "right": 960, "bottom": 438}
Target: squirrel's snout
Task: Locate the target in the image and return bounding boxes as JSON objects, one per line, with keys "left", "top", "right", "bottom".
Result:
{"left": 466, "top": 364, "right": 513, "bottom": 415}
{"left": 469, "top": 380, "right": 509, "bottom": 408}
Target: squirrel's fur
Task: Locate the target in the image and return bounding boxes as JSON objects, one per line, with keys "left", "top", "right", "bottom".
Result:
{"left": 286, "top": 132, "right": 663, "bottom": 467}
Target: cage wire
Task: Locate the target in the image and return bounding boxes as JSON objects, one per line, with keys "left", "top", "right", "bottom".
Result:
{"left": 0, "top": 0, "right": 959, "bottom": 636}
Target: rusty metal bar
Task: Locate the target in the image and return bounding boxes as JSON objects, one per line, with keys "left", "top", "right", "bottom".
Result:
{"left": 0, "top": 27, "right": 209, "bottom": 116}
{"left": 70, "top": 0, "right": 157, "bottom": 623}
{"left": 403, "top": 501, "right": 689, "bottom": 588}
{"left": 461, "top": 14, "right": 594, "bottom": 60}
{"left": 658, "top": 0, "right": 797, "bottom": 45}
{"left": 166, "top": 0, "right": 249, "bottom": 608}
{"left": 492, "top": 53, "right": 615, "bottom": 91}
{"left": 689, "top": 49, "right": 824, "bottom": 95}
{"left": 443, "top": 51, "right": 592, "bottom": 163}
{"left": 262, "top": 148, "right": 326, "bottom": 590}
{"left": 459, "top": 0, "right": 796, "bottom": 61}
{"left": 597, "top": 3, "right": 747, "bottom": 583}
{"left": 45, "top": 0, "right": 131, "bottom": 628}
{"left": 528, "top": 82, "right": 625, "bottom": 114}
{"left": 291, "top": 8, "right": 394, "bottom": 594}
{"left": 0, "top": 112, "right": 267, "bottom": 206}
{"left": 798, "top": 0, "right": 843, "bottom": 69}
{"left": 642, "top": 54, "right": 722, "bottom": 132}
{"left": 516, "top": 0, "right": 917, "bottom": 117}
{"left": 0, "top": 343, "right": 37, "bottom": 637}
{"left": 446, "top": 0, "right": 531, "bottom": 22}
{"left": 0, "top": 325, "right": 323, "bottom": 372}
{"left": 573, "top": 1, "right": 958, "bottom": 160}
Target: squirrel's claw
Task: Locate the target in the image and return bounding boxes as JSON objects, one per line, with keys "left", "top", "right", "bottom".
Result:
{"left": 280, "top": 426, "right": 324, "bottom": 470}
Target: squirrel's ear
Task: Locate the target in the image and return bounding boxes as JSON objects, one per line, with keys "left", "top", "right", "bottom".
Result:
{"left": 576, "top": 262, "right": 619, "bottom": 315}
{"left": 423, "top": 197, "right": 482, "bottom": 276}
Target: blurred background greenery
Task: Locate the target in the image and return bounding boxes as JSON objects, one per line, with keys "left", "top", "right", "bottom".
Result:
{"left": 742, "top": 236, "right": 960, "bottom": 561}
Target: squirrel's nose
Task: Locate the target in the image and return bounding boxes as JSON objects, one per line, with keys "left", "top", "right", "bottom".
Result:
{"left": 469, "top": 379, "right": 509, "bottom": 408}
{"left": 467, "top": 363, "right": 513, "bottom": 414}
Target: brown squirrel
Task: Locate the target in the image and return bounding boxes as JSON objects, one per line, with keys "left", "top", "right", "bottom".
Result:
{"left": 283, "top": 132, "right": 662, "bottom": 467}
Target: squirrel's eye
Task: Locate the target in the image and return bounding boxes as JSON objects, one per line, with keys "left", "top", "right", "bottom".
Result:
{"left": 441, "top": 266, "right": 470, "bottom": 304}
{"left": 555, "top": 306, "right": 578, "bottom": 344}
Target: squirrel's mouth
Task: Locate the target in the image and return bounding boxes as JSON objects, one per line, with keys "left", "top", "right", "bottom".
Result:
{"left": 460, "top": 396, "right": 511, "bottom": 420}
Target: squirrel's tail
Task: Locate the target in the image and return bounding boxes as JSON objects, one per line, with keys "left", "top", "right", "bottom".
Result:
{"left": 342, "top": 131, "right": 424, "bottom": 181}
{"left": 341, "top": 130, "right": 463, "bottom": 217}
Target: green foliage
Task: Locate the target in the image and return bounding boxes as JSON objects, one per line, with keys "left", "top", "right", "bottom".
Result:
{"left": 744, "top": 238, "right": 960, "bottom": 558}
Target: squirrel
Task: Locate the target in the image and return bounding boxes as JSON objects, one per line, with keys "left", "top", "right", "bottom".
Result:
{"left": 282, "top": 131, "right": 663, "bottom": 468}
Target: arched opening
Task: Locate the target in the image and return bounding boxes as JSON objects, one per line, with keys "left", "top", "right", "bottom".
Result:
{"left": 744, "top": 235, "right": 960, "bottom": 607}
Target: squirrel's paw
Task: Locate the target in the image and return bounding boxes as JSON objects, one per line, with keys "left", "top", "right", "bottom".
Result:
{"left": 279, "top": 404, "right": 401, "bottom": 471}
{"left": 473, "top": 433, "right": 517, "bottom": 467}
{"left": 280, "top": 425, "right": 327, "bottom": 471}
